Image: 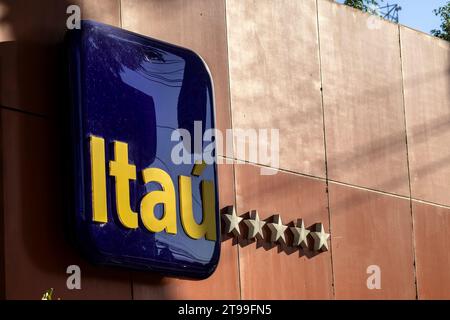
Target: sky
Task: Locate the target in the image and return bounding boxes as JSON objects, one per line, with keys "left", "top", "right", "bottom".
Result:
{"left": 336, "top": 0, "right": 448, "bottom": 35}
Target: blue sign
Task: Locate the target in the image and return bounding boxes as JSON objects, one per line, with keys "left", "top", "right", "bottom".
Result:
{"left": 66, "top": 20, "right": 220, "bottom": 279}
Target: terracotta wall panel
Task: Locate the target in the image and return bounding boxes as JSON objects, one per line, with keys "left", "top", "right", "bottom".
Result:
{"left": 413, "top": 201, "right": 450, "bottom": 299}
{"left": 318, "top": 0, "right": 409, "bottom": 195}
{"left": 0, "top": 0, "right": 447, "bottom": 301}
{"left": 120, "top": 0, "right": 232, "bottom": 156}
{"left": 132, "top": 161, "right": 240, "bottom": 300}
{"left": 1, "top": 109, "right": 132, "bottom": 299}
{"left": 329, "top": 182, "right": 416, "bottom": 299}
{"left": 226, "top": 0, "right": 325, "bottom": 177}
{"left": 0, "top": 0, "right": 121, "bottom": 115}
{"left": 234, "top": 164, "right": 333, "bottom": 299}
{"left": 400, "top": 26, "right": 450, "bottom": 206}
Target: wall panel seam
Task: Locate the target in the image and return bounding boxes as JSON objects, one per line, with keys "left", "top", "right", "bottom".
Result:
{"left": 0, "top": 105, "right": 46, "bottom": 119}
{"left": 119, "top": 0, "right": 123, "bottom": 28}
{"left": 398, "top": 25, "right": 419, "bottom": 300}
{"left": 0, "top": 109, "right": 5, "bottom": 299}
{"left": 315, "top": 0, "right": 335, "bottom": 300}
{"left": 223, "top": 0, "right": 242, "bottom": 300}
{"left": 221, "top": 156, "right": 450, "bottom": 210}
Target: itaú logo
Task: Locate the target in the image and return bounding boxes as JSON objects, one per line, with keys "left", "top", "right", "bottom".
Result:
{"left": 67, "top": 20, "right": 220, "bottom": 278}
{"left": 89, "top": 136, "right": 216, "bottom": 241}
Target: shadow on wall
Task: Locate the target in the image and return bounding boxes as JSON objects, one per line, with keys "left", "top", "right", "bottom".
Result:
{"left": 220, "top": 208, "right": 323, "bottom": 259}
{"left": 224, "top": 28, "right": 450, "bottom": 254}
{"left": 0, "top": 0, "right": 169, "bottom": 300}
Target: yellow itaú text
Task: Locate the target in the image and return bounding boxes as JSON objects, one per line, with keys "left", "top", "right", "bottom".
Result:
{"left": 89, "top": 135, "right": 217, "bottom": 241}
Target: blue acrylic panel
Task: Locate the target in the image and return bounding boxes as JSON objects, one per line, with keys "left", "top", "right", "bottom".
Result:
{"left": 66, "top": 20, "right": 220, "bottom": 279}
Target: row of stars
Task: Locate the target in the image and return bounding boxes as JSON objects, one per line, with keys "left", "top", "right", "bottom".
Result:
{"left": 221, "top": 206, "right": 330, "bottom": 252}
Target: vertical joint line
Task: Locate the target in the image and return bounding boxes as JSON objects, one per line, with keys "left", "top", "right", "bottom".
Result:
{"left": 398, "top": 25, "right": 419, "bottom": 300}
{"left": 130, "top": 272, "right": 134, "bottom": 300}
{"left": 119, "top": 0, "right": 123, "bottom": 28}
{"left": 315, "top": 0, "right": 336, "bottom": 299}
{"left": 223, "top": 0, "right": 242, "bottom": 300}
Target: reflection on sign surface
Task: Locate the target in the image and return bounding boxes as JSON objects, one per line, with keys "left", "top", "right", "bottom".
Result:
{"left": 66, "top": 20, "right": 219, "bottom": 279}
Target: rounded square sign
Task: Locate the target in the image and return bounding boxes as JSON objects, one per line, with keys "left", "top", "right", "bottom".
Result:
{"left": 66, "top": 20, "right": 220, "bottom": 279}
